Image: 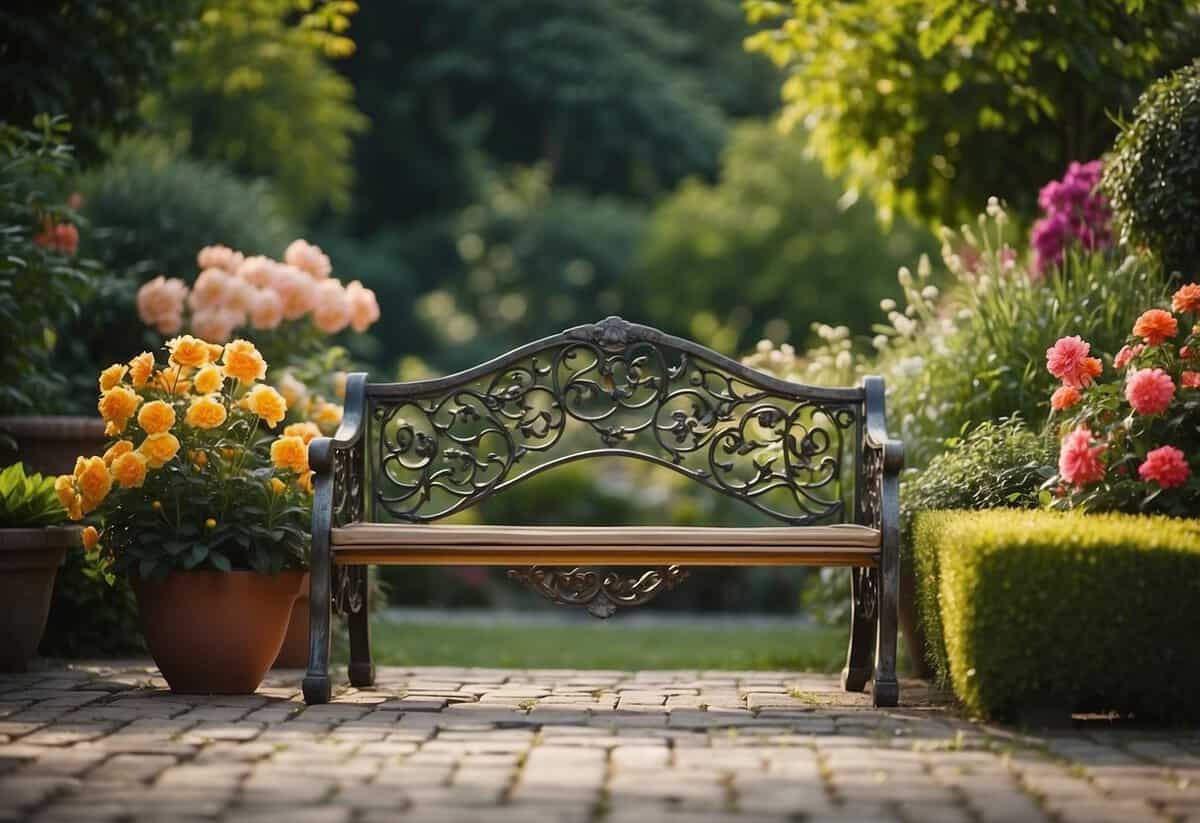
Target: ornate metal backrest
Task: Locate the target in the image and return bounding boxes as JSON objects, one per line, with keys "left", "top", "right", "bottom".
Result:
{"left": 361, "top": 317, "right": 867, "bottom": 526}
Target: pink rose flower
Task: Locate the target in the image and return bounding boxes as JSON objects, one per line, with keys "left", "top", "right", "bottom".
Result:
{"left": 1138, "top": 446, "right": 1190, "bottom": 489}
{"left": 273, "top": 265, "right": 317, "bottom": 320}
{"left": 188, "top": 268, "right": 233, "bottom": 312}
{"left": 1046, "top": 336, "right": 1103, "bottom": 388}
{"left": 237, "top": 255, "right": 278, "bottom": 289}
{"left": 249, "top": 288, "right": 284, "bottom": 330}
{"left": 197, "top": 244, "right": 245, "bottom": 273}
{"left": 345, "top": 280, "right": 381, "bottom": 333}
{"left": 1113, "top": 344, "right": 1143, "bottom": 370}
{"left": 190, "top": 309, "right": 240, "bottom": 344}
{"left": 136, "top": 275, "right": 189, "bottom": 334}
{"left": 1125, "top": 368, "right": 1175, "bottom": 416}
{"left": 1058, "top": 426, "right": 1105, "bottom": 487}
{"left": 284, "top": 239, "right": 332, "bottom": 280}
{"left": 1182, "top": 371, "right": 1200, "bottom": 389}
{"left": 311, "top": 279, "right": 350, "bottom": 334}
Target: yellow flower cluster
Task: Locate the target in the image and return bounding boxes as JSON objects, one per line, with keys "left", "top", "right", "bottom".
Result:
{"left": 59, "top": 336, "right": 309, "bottom": 521}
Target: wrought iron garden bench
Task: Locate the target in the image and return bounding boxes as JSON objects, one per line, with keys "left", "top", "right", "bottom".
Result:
{"left": 302, "top": 316, "right": 903, "bottom": 706}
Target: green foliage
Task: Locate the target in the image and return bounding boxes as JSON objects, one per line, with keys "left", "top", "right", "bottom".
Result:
{"left": 635, "top": 121, "right": 933, "bottom": 352}
{"left": 77, "top": 137, "right": 297, "bottom": 277}
{"left": 0, "top": 1, "right": 198, "bottom": 159}
{"left": 144, "top": 0, "right": 367, "bottom": 217}
{"left": 744, "top": 0, "right": 1200, "bottom": 226}
{"left": 1104, "top": 61, "right": 1200, "bottom": 276}
{"left": 900, "top": 418, "right": 1054, "bottom": 542}
{"left": 914, "top": 509, "right": 1200, "bottom": 720}
{"left": 409, "top": 166, "right": 648, "bottom": 370}
{"left": 338, "top": 0, "right": 775, "bottom": 231}
{"left": 0, "top": 463, "right": 67, "bottom": 528}
{"left": 39, "top": 550, "right": 143, "bottom": 658}
{"left": 0, "top": 117, "right": 100, "bottom": 415}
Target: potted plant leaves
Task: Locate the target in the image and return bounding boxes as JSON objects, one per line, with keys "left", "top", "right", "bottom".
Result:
{"left": 0, "top": 462, "right": 80, "bottom": 671}
{"left": 58, "top": 336, "right": 311, "bottom": 694}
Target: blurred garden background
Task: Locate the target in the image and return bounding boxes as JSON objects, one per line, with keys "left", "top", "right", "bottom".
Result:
{"left": 3, "top": 1, "right": 1200, "bottom": 703}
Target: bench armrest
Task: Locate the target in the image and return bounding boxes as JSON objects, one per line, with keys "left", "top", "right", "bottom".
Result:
{"left": 859, "top": 376, "right": 903, "bottom": 533}
{"left": 310, "top": 372, "right": 369, "bottom": 530}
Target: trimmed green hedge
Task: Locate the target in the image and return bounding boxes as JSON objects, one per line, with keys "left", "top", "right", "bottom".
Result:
{"left": 914, "top": 510, "right": 1200, "bottom": 720}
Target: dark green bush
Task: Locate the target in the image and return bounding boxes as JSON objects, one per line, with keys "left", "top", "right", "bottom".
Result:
{"left": 39, "top": 551, "right": 143, "bottom": 659}
{"left": 914, "top": 509, "right": 1200, "bottom": 720}
{"left": 1104, "top": 61, "right": 1200, "bottom": 276}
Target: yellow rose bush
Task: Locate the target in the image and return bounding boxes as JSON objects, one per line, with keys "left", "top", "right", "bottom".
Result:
{"left": 57, "top": 337, "right": 316, "bottom": 579}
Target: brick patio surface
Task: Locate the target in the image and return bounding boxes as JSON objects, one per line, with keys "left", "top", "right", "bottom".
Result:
{"left": 1, "top": 664, "right": 1198, "bottom": 822}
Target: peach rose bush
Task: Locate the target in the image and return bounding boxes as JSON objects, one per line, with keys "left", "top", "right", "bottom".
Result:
{"left": 55, "top": 336, "right": 320, "bottom": 579}
{"left": 1046, "top": 283, "right": 1200, "bottom": 515}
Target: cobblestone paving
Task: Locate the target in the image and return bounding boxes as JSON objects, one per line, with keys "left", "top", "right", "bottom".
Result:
{"left": 1, "top": 663, "right": 1198, "bottom": 822}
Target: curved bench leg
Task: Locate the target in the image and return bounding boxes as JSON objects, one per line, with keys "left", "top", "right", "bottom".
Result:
{"left": 841, "top": 568, "right": 877, "bottom": 693}
{"left": 303, "top": 554, "right": 333, "bottom": 705}
{"left": 347, "top": 566, "right": 375, "bottom": 688}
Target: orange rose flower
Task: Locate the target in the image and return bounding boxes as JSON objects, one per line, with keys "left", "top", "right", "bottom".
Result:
{"left": 98, "top": 386, "right": 141, "bottom": 435}
{"left": 54, "top": 475, "right": 83, "bottom": 521}
{"left": 137, "top": 400, "right": 176, "bottom": 434}
{"left": 1132, "top": 309, "right": 1179, "bottom": 346}
{"left": 222, "top": 339, "right": 267, "bottom": 383}
{"left": 297, "top": 470, "right": 314, "bottom": 494}
{"left": 99, "top": 363, "right": 127, "bottom": 392}
{"left": 283, "top": 421, "right": 322, "bottom": 444}
{"left": 139, "top": 432, "right": 181, "bottom": 469}
{"left": 81, "top": 525, "right": 100, "bottom": 551}
{"left": 270, "top": 477, "right": 288, "bottom": 496}
{"left": 1050, "top": 385, "right": 1081, "bottom": 412}
{"left": 153, "top": 368, "right": 192, "bottom": 396}
{"left": 102, "top": 439, "right": 134, "bottom": 466}
{"left": 270, "top": 435, "right": 309, "bottom": 474}
{"left": 192, "top": 364, "right": 224, "bottom": 395}
{"left": 167, "top": 334, "right": 212, "bottom": 368}
{"left": 240, "top": 384, "right": 287, "bottom": 427}
{"left": 1172, "top": 283, "right": 1200, "bottom": 315}
{"left": 128, "top": 352, "right": 155, "bottom": 388}
{"left": 74, "top": 456, "right": 112, "bottom": 512}
{"left": 1183, "top": 371, "right": 1200, "bottom": 389}
{"left": 111, "top": 449, "right": 148, "bottom": 489}
{"left": 312, "top": 399, "right": 343, "bottom": 431}
{"left": 185, "top": 395, "right": 228, "bottom": 429}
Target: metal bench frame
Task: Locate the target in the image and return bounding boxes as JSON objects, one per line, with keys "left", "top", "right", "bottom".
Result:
{"left": 302, "top": 316, "right": 903, "bottom": 706}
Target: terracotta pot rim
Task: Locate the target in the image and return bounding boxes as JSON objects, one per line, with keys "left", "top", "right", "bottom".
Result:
{"left": 0, "top": 526, "right": 82, "bottom": 552}
{"left": 0, "top": 416, "right": 106, "bottom": 439}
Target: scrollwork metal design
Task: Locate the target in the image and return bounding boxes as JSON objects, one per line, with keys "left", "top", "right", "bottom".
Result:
{"left": 507, "top": 566, "right": 689, "bottom": 618}
{"left": 371, "top": 317, "right": 860, "bottom": 525}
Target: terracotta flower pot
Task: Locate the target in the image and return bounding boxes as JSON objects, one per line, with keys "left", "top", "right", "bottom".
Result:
{"left": 272, "top": 572, "right": 311, "bottom": 669}
{"left": 135, "top": 569, "right": 304, "bottom": 694}
{"left": 0, "top": 527, "right": 79, "bottom": 671}
{"left": 0, "top": 416, "right": 107, "bottom": 476}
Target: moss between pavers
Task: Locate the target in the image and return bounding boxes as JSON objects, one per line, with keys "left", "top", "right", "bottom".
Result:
{"left": 913, "top": 509, "right": 1200, "bottom": 721}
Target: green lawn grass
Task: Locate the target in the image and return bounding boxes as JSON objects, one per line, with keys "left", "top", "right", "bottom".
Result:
{"left": 363, "top": 619, "right": 849, "bottom": 672}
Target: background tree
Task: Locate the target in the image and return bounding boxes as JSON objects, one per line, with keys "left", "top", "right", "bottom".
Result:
{"left": 143, "top": 0, "right": 366, "bottom": 217}
{"left": 0, "top": 0, "right": 198, "bottom": 160}
{"left": 744, "top": 0, "right": 1200, "bottom": 226}
{"left": 633, "top": 122, "right": 933, "bottom": 353}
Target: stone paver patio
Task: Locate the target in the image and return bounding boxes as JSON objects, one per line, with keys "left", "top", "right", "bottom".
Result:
{"left": 1, "top": 664, "right": 1198, "bottom": 823}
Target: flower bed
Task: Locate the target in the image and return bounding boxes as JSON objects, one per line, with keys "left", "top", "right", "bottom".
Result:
{"left": 914, "top": 509, "right": 1200, "bottom": 720}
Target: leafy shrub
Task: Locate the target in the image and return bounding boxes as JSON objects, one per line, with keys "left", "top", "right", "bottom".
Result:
{"left": 1104, "top": 61, "right": 1200, "bottom": 276}
{"left": 0, "top": 118, "right": 100, "bottom": 416}
{"left": 914, "top": 509, "right": 1200, "bottom": 720}
{"left": 39, "top": 550, "right": 143, "bottom": 658}
{"left": 901, "top": 418, "right": 1054, "bottom": 535}
{"left": 77, "top": 138, "right": 296, "bottom": 277}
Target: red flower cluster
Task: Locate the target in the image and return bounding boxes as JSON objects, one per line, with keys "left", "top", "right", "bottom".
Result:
{"left": 33, "top": 217, "right": 79, "bottom": 256}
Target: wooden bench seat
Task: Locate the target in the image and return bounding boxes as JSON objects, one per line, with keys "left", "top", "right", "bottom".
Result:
{"left": 331, "top": 524, "right": 881, "bottom": 566}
